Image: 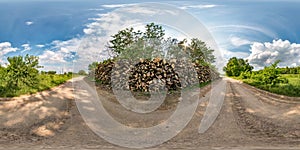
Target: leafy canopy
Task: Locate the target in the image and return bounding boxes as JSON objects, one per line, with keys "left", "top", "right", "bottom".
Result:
{"left": 108, "top": 22, "right": 216, "bottom": 66}
{"left": 88, "top": 62, "right": 99, "bottom": 72}
{"left": 223, "top": 57, "right": 253, "bottom": 77}
{"left": 78, "top": 70, "right": 87, "bottom": 75}
{"left": 5, "top": 54, "right": 42, "bottom": 89}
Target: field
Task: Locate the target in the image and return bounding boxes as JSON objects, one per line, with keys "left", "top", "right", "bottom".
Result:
{"left": 241, "top": 74, "right": 300, "bottom": 97}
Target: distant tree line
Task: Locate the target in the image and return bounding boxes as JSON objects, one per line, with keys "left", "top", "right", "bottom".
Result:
{"left": 277, "top": 66, "right": 300, "bottom": 74}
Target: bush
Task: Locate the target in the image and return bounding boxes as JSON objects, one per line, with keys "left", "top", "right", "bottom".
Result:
{"left": 4, "top": 55, "right": 41, "bottom": 92}
{"left": 78, "top": 70, "right": 87, "bottom": 75}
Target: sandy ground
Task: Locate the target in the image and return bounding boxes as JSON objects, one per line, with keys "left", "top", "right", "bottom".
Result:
{"left": 0, "top": 77, "right": 299, "bottom": 149}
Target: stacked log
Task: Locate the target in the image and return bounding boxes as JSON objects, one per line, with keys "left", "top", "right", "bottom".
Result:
{"left": 128, "top": 58, "right": 181, "bottom": 92}
{"left": 94, "top": 59, "right": 114, "bottom": 84}
{"left": 94, "top": 58, "right": 219, "bottom": 92}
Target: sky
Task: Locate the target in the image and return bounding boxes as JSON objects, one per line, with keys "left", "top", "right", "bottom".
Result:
{"left": 0, "top": 0, "right": 300, "bottom": 73}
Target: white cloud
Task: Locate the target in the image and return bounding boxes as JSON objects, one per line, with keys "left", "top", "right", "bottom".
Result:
{"left": 119, "top": 6, "right": 160, "bottom": 15}
{"left": 39, "top": 38, "right": 80, "bottom": 65}
{"left": 0, "top": 42, "right": 18, "bottom": 65}
{"left": 101, "top": 4, "right": 136, "bottom": 8}
{"left": 221, "top": 48, "right": 250, "bottom": 59}
{"left": 39, "top": 50, "right": 65, "bottom": 63}
{"left": 21, "top": 43, "right": 31, "bottom": 53}
{"left": 42, "top": 4, "right": 168, "bottom": 72}
{"left": 36, "top": 44, "right": 45, "bottom": 48}
{"left": 247, "top": 39, "right": 300, "bottom": 69}
{"left": 230, "top": 36, "right": 253, "bottom": 47}
{"left": 39, "top": 8, "right": 138, "bottom": 72}
{"left": 25, "top": 21, "right": 34, "bottom": 26}
{"left": 180, "top": 4, "right": 218, "bottom": 10}
{"left": 102, "top": 3, "right": 177, "bottom": 15}
{"left": 88, "top": 8, "right": 104, "bottom": 11}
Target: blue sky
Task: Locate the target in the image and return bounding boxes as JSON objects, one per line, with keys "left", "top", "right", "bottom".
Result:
{"left": 0, "top": 0, "right": 300, "bottom": 72}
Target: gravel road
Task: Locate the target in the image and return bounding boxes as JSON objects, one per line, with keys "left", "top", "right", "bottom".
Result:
{"left": 0, "top": 77, "right": 299, "bottom": 149}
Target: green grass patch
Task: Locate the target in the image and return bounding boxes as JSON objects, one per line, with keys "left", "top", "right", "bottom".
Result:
{"left": 240, "top": 74, "right": 300, "bottom": 97}
{"left": 0, "top": 74, "right": 73, "bottom": 98}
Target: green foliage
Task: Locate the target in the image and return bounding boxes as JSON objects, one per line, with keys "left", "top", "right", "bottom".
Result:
{"left": 108, "top": 22, "right": 216, "bottom": 66}
{"left": 88, "top": 62, "right": 99, "bottom": 72}
{"left": 109, "top": 23, "right": 165, "bottom": 56}
{"left": 231, "top": 60, "right": 300, "bottom": 97}
{"left": 0, "top": 66, "right": 5, "bottom": 94}
{"left": 109, "top": 27, "right": 144, "bottom": 55}
{"left": 118, "top": 38, "right": 164, "bottom": 61}
{"left": 78, "top": 70, "right": 87, "bottom": 75}
{"left": 277, "top": 66, "right": 300, "bottom": 74}
{"left": 5, "top": 55, "right": 41, "bottom": 91}
{"left": 0, "top": 54, "right": 73, "bottom": 97}
{"left": 251, "top": 60, "right": 287, "bottom": 85}
{"left": 0, "top": 73, "right": 72, "bottom": 98}
{"left": 241, "top": 60, "right": 287, "bottom": 86}
{"left": 243, "top": 75, "right": 300, "bottom": 97}
{"left": 223, "top": 57, "right": 253, "bottom": 77}
{"left": 188, "top": 38, "right": 216, "bottom": 64}
{"left": 47, "top": 71, "right": 57, "bottom": 75}
{"left": 144, "top": 23, "right": 165, "bottom": 40}
{"left": 109, "top": 23, "right": 166, "bottom": 58}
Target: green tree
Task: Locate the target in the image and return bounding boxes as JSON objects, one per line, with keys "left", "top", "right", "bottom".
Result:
{"left": 78, "top": 70, "right": 87, "bottom": 75}
{"left": 188, "top": 38, "right": 216, "bottom": 64}
{"left": 223, "top": 57, "right": 253, "bottom": 77}
{"left": 88, "top": 62, "right": 99, "bottom": 72}
{"left": 5, "top": 54, "right": 41, "bottom": 90}
{"left": 109, "top": 23, "right": 165, "bottom": 56}
{"left": 107, "top": 22, "right": 217, "bottom": 70}
{"left": 144, "top": 23, "right": 165, "bottom": 40}
{"left": 109, "top": 27, "right": 136, "bottom": 55}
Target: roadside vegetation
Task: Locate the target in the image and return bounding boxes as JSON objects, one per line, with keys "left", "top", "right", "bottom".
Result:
{"left": 224, "top": 57, "right": 300, "bottom": 97}
{"left": 0, "top": 55, "right": 74, "bottom": 98}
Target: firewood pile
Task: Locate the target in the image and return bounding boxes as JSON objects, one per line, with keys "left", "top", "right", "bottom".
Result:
{"left": 94, "top": 58, "right": 219, "bottom": 92}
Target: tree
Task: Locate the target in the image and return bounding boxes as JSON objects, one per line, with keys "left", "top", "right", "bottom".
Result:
{"left": 109, "top": 23, "right": 165, "bottom": 56}
{"left": 88, "top": 62, "right": 99, "bottom": 72}
{"left": 144, "top": 23, "right": 165, "bottom": 40}
{"left": 78, "top": 70, "right": 87, "bottom": 75}
{"left": 223, "top": 57, "right": 253, "bottom": 77}
{"left": 109, "top": 27, "right": 136, "bottom": 55}
{"left": 188, "top": 38, "right": 216, "bottom": 64}
{"left": 108, "top": 23, "right": 217, "bottom": 67}
{"left": 5, "top": 54, "right": 41, "bottom": 90}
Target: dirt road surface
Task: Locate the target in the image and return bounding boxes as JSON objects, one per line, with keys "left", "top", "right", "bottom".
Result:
{"left": 0, "top": 77, "right": 299, "bottom": 149}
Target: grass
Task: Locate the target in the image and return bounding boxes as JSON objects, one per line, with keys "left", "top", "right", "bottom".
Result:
{"left": 240, "top": 74, "right": 300, "bottom": 97}
{"left": 0, "top": 74, "right": 73, "bottom": 98}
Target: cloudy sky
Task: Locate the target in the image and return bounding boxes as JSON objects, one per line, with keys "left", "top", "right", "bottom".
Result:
{"left": 0, "top": 0, "right": 300, "bottom": 73}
